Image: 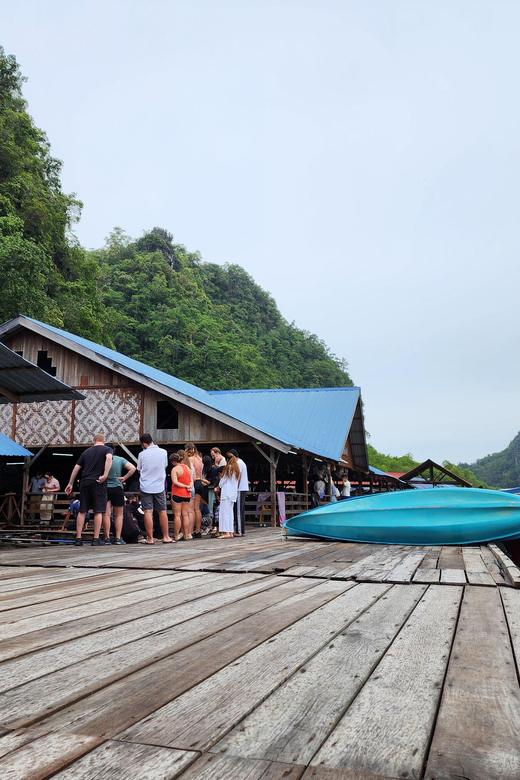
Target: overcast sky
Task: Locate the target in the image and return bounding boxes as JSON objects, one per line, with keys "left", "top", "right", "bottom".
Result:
{"left": 2, "top": 0, "right": 519, "bottom": 466}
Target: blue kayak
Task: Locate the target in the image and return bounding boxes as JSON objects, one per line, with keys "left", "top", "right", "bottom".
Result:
{"left": 284, "top": 488, "right": 520, "bottom": 545}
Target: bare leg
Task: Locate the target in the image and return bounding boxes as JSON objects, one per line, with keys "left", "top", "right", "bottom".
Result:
{"left": 158, "top": 509, "right": 172, "bottom": 542}
{"left": 102, "top": 501, "right": 112, "bottom": 540}
{"left": 76, "top": 511, "right": 87, "bottom": 539}
{"left": 113, "top": 505, "right": 124, "bottom": 539}
{"left": 181, "top": 503, "right": 191, "bottom": 536}
{"left": 188, "top": 499, "right": 195, "bottom": 534}
{"left": 143, "top": 509, "right": 154, "bottom": 542}
{"left": 172, "top": 501, "right": 182, "bottom": 538}
{"left": 93, "top": 512, "right": 104, "bottom": 539}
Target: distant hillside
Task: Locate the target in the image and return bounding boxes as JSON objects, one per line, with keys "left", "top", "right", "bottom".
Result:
{"left": 461, "top": 432, "right": 520, "bottom": 488}
{"left": 368, "top": 445, "right": 490, "bottom": 488}
{"left": 91, "top": 228, "right": 353, "bottom": 390}
{"left": 0, "top": 47, "right": 353, "bottom": 392}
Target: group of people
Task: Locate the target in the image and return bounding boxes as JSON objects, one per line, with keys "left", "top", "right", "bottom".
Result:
{"left": 58, "top": 433, "right": 249, "bottom": 546}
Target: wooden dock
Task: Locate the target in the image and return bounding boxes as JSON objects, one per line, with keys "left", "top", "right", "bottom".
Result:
{"left": 0, "top": 529, "right": 520, "bottom": 779}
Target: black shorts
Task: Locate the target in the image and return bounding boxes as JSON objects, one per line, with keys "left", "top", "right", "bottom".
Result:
{"left": 171, "top": 494, "right": 190, "bottom": 504}
{"left": 194, "top": 479, "right": 205, "bottom": 497}
{"left": 79, "top": 482, "right": 108, "bottom": 515}
{"left": 107, "top": 486, "right": 125, "bottom": 507}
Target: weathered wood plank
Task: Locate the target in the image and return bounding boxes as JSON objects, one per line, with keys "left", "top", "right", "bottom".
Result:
{"left": 439, "top": 568, "right": 466, "bottom": 584}
{"left": 466, "top": 570, "right": 495, "bottom": 586}
{"left": 382, "top": 550, "right": 426, "bottom": 583}
{"left": 0, "top": 574, "right": 284, "bottom": 694}
{"left": 0, "top": 570, "right": 179, "bottom": 623}
{"left": 0, "top": 568, "right": 121, "bottom": 595}
{"left": 282, "top": 566, "right": 321, "bottom": 577}
{"left": 0, "top": 572, "right": 207, "bottom": 642}
{"left": 412, "top": 568, "right": 440, "bottom": 583}
{"left": 210, "top": 584, "right": 425, "bottom": 765}
{"left": 461, "top": 547, "right": 488, "bottom": 573}
{"left": 0, "top": 577, "right": 326, "bottom": 726}
{"left": 437, "top": 546, "right": 464, "bottom": 570}
{"left": 0, "top": 571, "right": 254, "bottom": 663}
{"left": 489, "top": 543, "right": 520, "bottom": 587}
{"left": 0, "top": 731, "right": 102, "bottom": 780}
{"left": 119, "top": 583, "right": 389, "bottom": 752}
{"left": 480, "top": 545, "right": 509, "bottom": 585}
{"left": 0, "top": 568, "right": 170, "bottom": 612}
{"left": 301, "top": 768, "right": 397, "bottom": 780}
{"left": 175, "top": 753, "right": 306, "bottom": 780}
{"left": 6, "top": 578, "right": 341, "bottom": 736}
{"left": 310, "top": 585, "right": 462, "bottom": 778}
{"left": 49, "top": 740, "right": 198, "bottom": 779}
{"left": 425, "top": 586, "right": 520, "bottom": 780}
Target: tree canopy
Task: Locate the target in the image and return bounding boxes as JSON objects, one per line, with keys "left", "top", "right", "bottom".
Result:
{"left": 460, "top": 433, "right": 520, "bottom": 489}
{"left": 0, "top": 47, "right": 110, "bottom": 341}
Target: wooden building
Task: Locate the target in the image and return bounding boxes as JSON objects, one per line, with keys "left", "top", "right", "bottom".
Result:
{"left": 0, "top": 315, "right": 371, "bottom": 524}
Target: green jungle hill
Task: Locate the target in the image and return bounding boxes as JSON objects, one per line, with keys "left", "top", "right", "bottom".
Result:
{"left": 459, "top": 432, "right": 520, "bottom": 489}
{"left": 0, "top": 47, "right": 507, "bottom": 485}
{"left": 0, "top": 47, "right": 352, "bottom": 392}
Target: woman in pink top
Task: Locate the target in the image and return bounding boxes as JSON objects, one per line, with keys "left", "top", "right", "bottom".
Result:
{"left": 170, "top": 451, "right": 193, "bottom": 541}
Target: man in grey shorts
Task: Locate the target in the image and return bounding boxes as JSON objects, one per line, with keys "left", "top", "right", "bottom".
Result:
{"left": 136, "top": 433, "right": 173, "bottom": 544}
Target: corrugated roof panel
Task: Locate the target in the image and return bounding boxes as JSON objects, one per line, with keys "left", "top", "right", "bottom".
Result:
{"left": 0, "top": 317, "right": 366, "bottom": 462}
{"left": 210, "top": 387, "right": 360, "bottom": 462}
{"left": 0, "top": 432, "right": 33, "bottom": 457}
{"left": 0, "top": 343, "right": 85, "bottom": 403}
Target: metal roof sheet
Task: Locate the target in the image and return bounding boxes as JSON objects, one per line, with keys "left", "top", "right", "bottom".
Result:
{"left": 210, "top": 387, "right": 361, "bottom": 462}
{"left": 0, "top": 343, "right": 85, "bottom": 404}
{"left": 0, "top": 317, "right": 364, "bottom": 462}
{"left": 0, "top": 431, "right": 33, "bottom": 457}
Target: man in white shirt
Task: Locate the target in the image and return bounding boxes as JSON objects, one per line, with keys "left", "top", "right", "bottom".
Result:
{"left": 227, "top": 448, "right": 249, "bottom": 536}
{"left": 137, "top": 433, "right": 173, "bottom": 544}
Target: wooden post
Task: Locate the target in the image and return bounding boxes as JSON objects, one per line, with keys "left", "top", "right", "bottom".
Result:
{"left": 21, "top": 457, "right": 30, "bottom": 527}
{"left": 270, "top": 447, "right": 277, "bottom": 527}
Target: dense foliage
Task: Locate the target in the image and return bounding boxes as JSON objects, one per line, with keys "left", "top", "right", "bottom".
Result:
{"left": 368, "top": 445, "right": 491, "bottom": 488}
{"left": 93, "top": 228, "right": 353, "bottom": 390}
{"left": 0, "top": 48, "right": 110, "bottom": 341}
{"left": 460, "top": 433, "right": 520, "bottom": 488}
{"left": 0, "top": 49, "right": 352, "bottom": 391}
{"left": 366, "top": 445, "right": 418, "bottom": 473}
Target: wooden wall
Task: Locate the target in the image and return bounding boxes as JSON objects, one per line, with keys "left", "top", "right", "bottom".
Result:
{"left": 0, "top": 331, "right": 250, "bottom": 448}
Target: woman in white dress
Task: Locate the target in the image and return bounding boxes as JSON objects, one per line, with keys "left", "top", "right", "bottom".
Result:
{"left": 216, "top": 455, "right": 240, "bottom": 539}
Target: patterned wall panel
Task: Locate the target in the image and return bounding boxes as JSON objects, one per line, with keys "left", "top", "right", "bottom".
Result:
{"left": 15, "top": 401, "right": 73, "bottom": 446}
{"left": 73, "top": 388, "right": 141, "bottom": 444}
{"left": 0, "top": 405, "right": 13, "bottom": 438}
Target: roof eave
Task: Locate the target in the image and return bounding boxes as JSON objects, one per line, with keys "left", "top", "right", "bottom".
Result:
{"left": 0, "top": 316, "right": 291, "bottom": 453}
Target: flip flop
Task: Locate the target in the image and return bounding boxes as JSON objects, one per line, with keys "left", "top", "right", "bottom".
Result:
{"left": 138, "top": 539, "right": 154, "bottom": 545}
{"left": 162, "top": 539, "right": 174, "bottom": 544}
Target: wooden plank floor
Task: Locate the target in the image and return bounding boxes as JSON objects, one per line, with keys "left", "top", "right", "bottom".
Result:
{"left": 0, "top": 529, "right": 519, "bottom": 779}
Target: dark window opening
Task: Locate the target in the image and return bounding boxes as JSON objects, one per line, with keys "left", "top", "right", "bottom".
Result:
{"left": 14, "top": 350, "right": 23, "bottom": 357}
{"left": 157, "top": 400, "right": 179, "bottom": 429}
{"left": 37, "top": 350, "right": 57, "bottom": 377}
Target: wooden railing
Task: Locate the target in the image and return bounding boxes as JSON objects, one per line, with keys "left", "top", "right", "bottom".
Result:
{"left": 2, "top": 490, "right": 312, "bottom": 529}
{"left": 245, "top": 492, "right": 310, "bottom": 527}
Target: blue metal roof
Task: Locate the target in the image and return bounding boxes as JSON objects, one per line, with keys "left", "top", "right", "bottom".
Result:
{"left": 0, "top": 432, "right": 33, "bottom": 457}
{"left": 1, "top": 317, "right": 363, "bottom": 462}
{"left": 210, "top": 387, "right": 361, "bottom": 461}
{"left": 13, "top": 318, "right": 218, "bottom": 408}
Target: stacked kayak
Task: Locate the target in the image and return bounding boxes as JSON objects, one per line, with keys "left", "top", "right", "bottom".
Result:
{"left": 284, "top": 488, "right": 520, "bottom": 546}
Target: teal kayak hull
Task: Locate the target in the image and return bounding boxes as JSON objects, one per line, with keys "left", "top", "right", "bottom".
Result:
{"left": 284, "top": 488, "right": 520, "bottom": 545}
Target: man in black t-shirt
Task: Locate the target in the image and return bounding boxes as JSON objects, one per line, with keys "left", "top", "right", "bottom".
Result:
{"left": 65, "top": 433, "right": 113, "bottom": 547}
